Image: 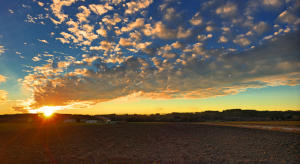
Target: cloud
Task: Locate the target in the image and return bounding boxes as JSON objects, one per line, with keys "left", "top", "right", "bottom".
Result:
{"left": 38, "top": 39, "right": 48, "bottom": 44}
{"left": 125, "top": 0, "right": 153, "bottom": 14}
{"left": 205, "top": 26, "right": 214, "bottom": 32}
{"left": 146, "top": 21, "right": 175, "bottom": 39}
{"left": 119, "top": 38, "right": 135, "bottom": 47}
{"left": 197, "top": 34, "right": 213, "bottom": 41}
{"left": 143, "top": 21, "right": 192, "bottom": 40}
{"left": 10, "top": 0, "right": 300, "bottom": 112}
{"left": 22, "top": 32, "right": 300, "bottom": 108}
{"left": 0, "top": 74, "right": 6, "bottom": 83}
{"left": 101, "top": 13, "right": 122, "bottom": 26}
{"left": 216, "top": 2, "right": 238, "bottom": 17}
{"left": 0, "top": 90, "right": 7, "bottom": 103}
{"left": 0, "top": 45, "right": 5, "bottom": 55}
{"left": 96, "top": 26, "right": 107, "bottom": 37}
{"left": 90, "top": 40, "right": 113, "bottom": 51}
{"left": 32, "top": 56, "right": 41, "bottom": 62}
{"left": 233, "top": 35, "right": 251, "bottom": 46}
{"left": 57, "top": 32, "right": 77, "bottom": 43}
{"left": 129, "top": 31, "right": 142, "bottom": 41}
{"left": 190, "top": 12, "right": 203, "bottom": 26}
{"left": 38, "top": 2, "right": 44, "bottom": 7}
{"left": 277, "top": 10, "right": 300, "bottom": 24}
{"left": 163, "top": 7, "right": 181, "bottom": 21}
{"left": 50, "top": 0, "right": 76, "bottom": 24}
{"left": 171, "top": 41, "right": 183, "bottom": 49}
{"left": 76, "top": 6, "right": 91, "bottom": 23}
{"left": 56, "top": 37, "right": 70, "bottom": 44}
{"left": 253, "top": 21, "right": 269, "bottom": 35}
{"left": 89, "top": 4, "right": 113, "bottom": 16}
{"left": 8, "top": 9, "right": 14, "bottom": 14}
{"left": 218, "top": 36, "right": 228, "bottom": 43}
{"left": 121, "top": 18, "right": 144, "bottom": 32}
{"left": 62, "top": 20, "right": 98, "bottom": 46}
{"left": 177, "top": 27, "right": 192, "bottom": 39}
{"left": 0, "top": 75, "right": 7, "bottom": 103}
{"left": 263, "top": 0, "right": 283, "bottom": 8}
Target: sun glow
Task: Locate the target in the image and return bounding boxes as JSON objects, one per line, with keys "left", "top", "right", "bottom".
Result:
{"left": 43, "top": 109, "right": 54, "bottom": 117}
{"left": 29, "top": 106, "right": 63, "bottom": 117}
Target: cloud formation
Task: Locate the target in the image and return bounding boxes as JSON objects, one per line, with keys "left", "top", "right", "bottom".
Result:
{"left": 216, "top": 2, "right": 237, "bottom": 17}
{"left": 263, "top": 0, "right": 283, "bottom": 8}
{"left": 0, "top": 74, "right": 7, "bottom": 103}
{"left": 6, "top": 0, "right": 300, "bottom": 111}
{"left": 0, "top": 90, "right": 7, "bottom": 103}
{"left": 50, "top": 0, "right": 76, "bottom": 24}
{"left": 0, "top": 45, "right": 5, "bottom": 55}
{"left": 23, "top": 33, "right": 300, "bottom": 108}
{"left": 0, "top": 75, "right": 6, "bottom": 83}
{"left": 125, "top": 0, "right": 153, "bottom": 15}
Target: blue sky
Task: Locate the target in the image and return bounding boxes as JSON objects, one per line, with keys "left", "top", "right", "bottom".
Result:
{"left": 0, "top": 0, "right": 299, "bottom": 114}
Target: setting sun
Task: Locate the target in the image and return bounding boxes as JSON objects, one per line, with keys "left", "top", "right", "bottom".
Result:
{"left": 29, "top": 106, "right": 63, "bottom": 117}
{"left": 43, "top": 109, "right": 54, "bottom": 117}
{"left": 40, "top": 106, "right": 60, "bottom": 117}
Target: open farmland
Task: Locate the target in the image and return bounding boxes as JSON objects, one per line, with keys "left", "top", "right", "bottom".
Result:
{"left": 197, "top": 121, "right": 300, "bottom": 133}
{"left": 0, "top": 122, "right": 299, "bottom": 164}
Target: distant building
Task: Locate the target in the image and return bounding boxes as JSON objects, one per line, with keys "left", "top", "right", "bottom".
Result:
{"left": 95, "top": 116, "right": 111, "bottom": 123}
{"left": 85, "top": 120, "right": 98, "bottom": 124}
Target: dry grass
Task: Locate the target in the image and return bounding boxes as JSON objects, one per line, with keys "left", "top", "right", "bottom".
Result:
{"left": 198, "top": 121, "right": 300, "bottom": 133}
{"left": 223, "top": 121, "right": 300, "bottom": 126}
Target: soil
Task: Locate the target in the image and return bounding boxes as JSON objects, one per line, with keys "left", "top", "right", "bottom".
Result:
{"left": 0, "top": 122, "right": 299, "bottom": 164}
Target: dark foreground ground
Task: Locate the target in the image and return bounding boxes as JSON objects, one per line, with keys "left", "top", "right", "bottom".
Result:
{"left": 0, "top": 122, "right": 299, "bottom": 164}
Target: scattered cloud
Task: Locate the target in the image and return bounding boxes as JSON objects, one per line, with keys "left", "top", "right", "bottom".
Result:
{"left": 218, "top": 36, "right": 228, "bottom": 43}
{"left": 1, "top": 0, "right": 299, "bottom": 112}
{"left": 121, "top": 18, "right": 144, "bottom": 32}
{"left": 22, "top": 33, "right": 300, "bottom": 108}
{"left": 190, "top": 12, "right": 203, "bottom": 26}
{"left": 119, "top": 38, "right": 135, "bottom": 47}
{"left": 277, "top": 10, "right": 300, "bottom": 25}
{"left": 76, "top": 6, "right": 91, "bottom": 23}
{"left": 171, "top": 41, "right": 183, "bottom": 49}
{"left": 0, "top": 45, "right": 5, "bottom": 55}
{"left": 234, "top": 36, "right": 251, "bottom": 46}
{"left": 216, "top": 2, "right": 238, "bottom": 17}
{"left": 125, "top": 0, "right": 153, "bottom": 14}
{"left": 96, "top": 26, "right": 107, "bottom": 37}
{"left": 90, "top": 40, "right": 113, "bottom": 51}
{"left": 0, "top": 90, "right": 7, "bottom": 103}
{"left": 205, "top": 26, "right": 214, "bottom": 32}
{"left": 50, "top": 0, "right": 76, "bottom": 24}
{"left": 89, "top": 4, "right": 113, "bottom": 16}
{"left": 32, "top": 56, "right": 41, "bottom": 62}
{"left": 38, "top": 39, "right": 48, "bottom": 44}
{"left": 8, "top": 9, "right": 14, "bottom": 14}
{"left": 144, "top": 21, "right": 192, "bottom": 40}
{"left": 163, "top": 7, "right": 181, "bottom": 21}
{"left": 0, "top": 74, "right": 6, "bottom": 83}
{"left": 37, "top": 1, "right": 44, "bottom": 7}
{"left": 0, "top": 75, "right": 7, "bottom": 103}
{"left": 263, "top": 0, "right": 283, "bottom": 8}
{"left": 253, "top": 21, "right": 269, "bottom": 35}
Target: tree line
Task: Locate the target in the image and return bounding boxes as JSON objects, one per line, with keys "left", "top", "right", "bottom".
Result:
{"left": 100, "top": 109, "right": 300, "bottom": 122}
{"left": 0, "top": 109, "right": 299, "bottom": 123}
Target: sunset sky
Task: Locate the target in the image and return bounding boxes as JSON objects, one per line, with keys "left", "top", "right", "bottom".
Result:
{"left": 0, "top": 0, "right": 299, "bottom": 115}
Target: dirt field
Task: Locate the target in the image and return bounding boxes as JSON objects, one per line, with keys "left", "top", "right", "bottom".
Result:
{"left": 197, "top": 121, "right": 300, "bottom": 133}
{"left": 0, "top": 122, "right": 299, "bottom": 164}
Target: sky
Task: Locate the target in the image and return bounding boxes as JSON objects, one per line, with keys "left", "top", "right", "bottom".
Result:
{"left": 0, "top": 0, "right": 299, "bottom": 115}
